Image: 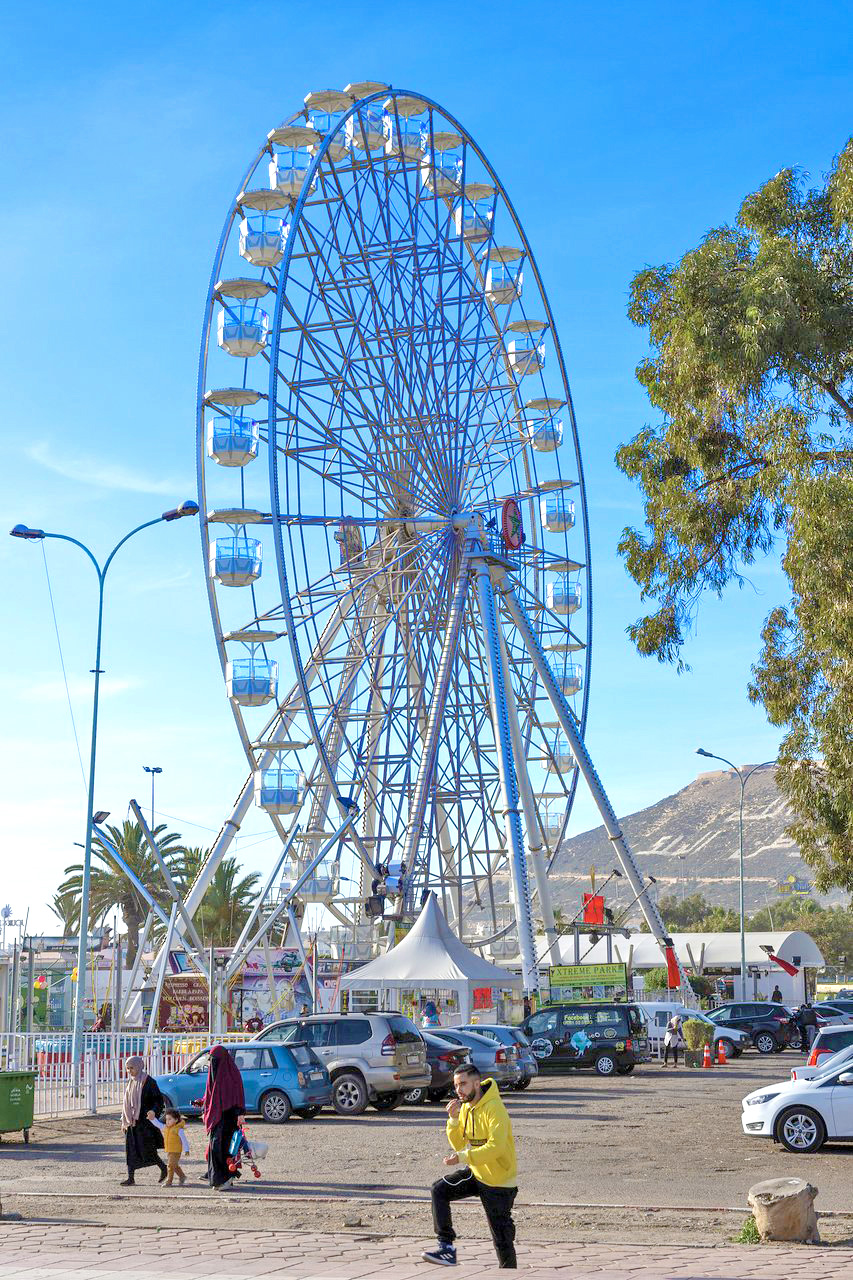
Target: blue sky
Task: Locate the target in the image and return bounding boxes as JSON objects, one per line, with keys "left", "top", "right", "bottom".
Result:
{"left": 2, "top": 1, "right": 851, "bottom": 932}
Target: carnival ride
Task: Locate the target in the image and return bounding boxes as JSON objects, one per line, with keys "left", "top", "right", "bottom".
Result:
{"left": 173, "top": 82, "right": 684, "bottom": 997}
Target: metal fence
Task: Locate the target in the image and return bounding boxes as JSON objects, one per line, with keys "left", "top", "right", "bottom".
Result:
{"left": 0, "top": 1031, "right": 247, "bottom": 1117}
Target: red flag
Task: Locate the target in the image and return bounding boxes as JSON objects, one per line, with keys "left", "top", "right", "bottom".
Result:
{"left": 767, "top": 951, "right": 799, "bottom": 976}
{"left": 665, "top": 945, "right": 681, "bottom": 989}
{"left": 583, "top": 893, "right": 604, "bottom": 925}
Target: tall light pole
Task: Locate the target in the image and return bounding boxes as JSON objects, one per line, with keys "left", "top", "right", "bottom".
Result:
{"left": 142, "top": 766, "right": 162, "bottom": 828}
{"left": 11, "top": 500, "right": 199, "bottom": 1087}
{"left": 696, "top": 749, "right": 777, "bottom": 999}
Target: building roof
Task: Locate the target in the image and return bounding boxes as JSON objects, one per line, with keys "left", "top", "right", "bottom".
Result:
{"left": 538, "top": 930, "right": 824, "bottom": 970}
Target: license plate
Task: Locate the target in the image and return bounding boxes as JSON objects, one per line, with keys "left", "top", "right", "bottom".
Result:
{"left": 407, "top": 1053, "right": 420, "bottom": 1064}
{"left": 310, "top": 1070, "right": 324, "bottom": 1080}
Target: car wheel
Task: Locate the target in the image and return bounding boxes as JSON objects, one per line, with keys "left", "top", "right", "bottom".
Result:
{"left": 716, "top": 1038, "right": 736, "bottom": 1060}
{"left": 616, "top": 1064, "right": 635, "bottom": 1075}
{"left": 260, "top": 1089, "right": 292, "bottom": 1123}
{"left": 594, "top": 1053, "right": 617, "bottom": 1076}
{"left": 731, "top": 1046, "right": 744, "bottom": 1058}
{"left": 776, "top": 1107, "right": 826, "bottom": 1153}
{"left": 403, "top": 1086, "right": 426, "bottom": 1104}
{"left": 295, "top": 1105, "right": 320, "bottom": 1119}
{"left": 427, "top": 1088, "right": 449, "bottom": 1102}
{"left": 371, "top": 1091, "right": 404, "bottom": 1112}
{"left": 332, "top": 1072, "right": 368, "bottom": 1116}
{"left": 513, "top": 1076, "right": 533, "bottom": 1090}
{"left": 755, "top": 1032, "right": 777, "bottom": 1054}
{"left": 773, "top": 1041, "right": 786, "bottom": 1053}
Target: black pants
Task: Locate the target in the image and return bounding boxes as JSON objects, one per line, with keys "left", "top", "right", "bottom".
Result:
{"left": 207, "top": 1107, "right": 240, "bottom": 1186}
{"left": 431, "top": 1167, "right": 518, "bottom": 1268}
{"left": 664, "top": 1042, "right": 680, "bottom": 1065}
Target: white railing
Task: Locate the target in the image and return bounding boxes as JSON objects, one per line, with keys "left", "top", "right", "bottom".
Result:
{"left": 0, "top": 1031, "right": 246, "bottom": 1118}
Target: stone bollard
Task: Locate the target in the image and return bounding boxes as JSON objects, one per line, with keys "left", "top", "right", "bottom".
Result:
{"left": 747, "top": 1177, "right": 820, "bottom": 1244}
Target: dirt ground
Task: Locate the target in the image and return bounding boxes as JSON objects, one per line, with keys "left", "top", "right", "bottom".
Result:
{"left": 3, "top": 1056, "right": 853, "bottom": 1245}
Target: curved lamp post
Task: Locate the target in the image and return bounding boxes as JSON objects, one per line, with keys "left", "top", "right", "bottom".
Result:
{"left": 696, "top": 748, "right": 777, "bottom": 999}
{"left": 11, "top": 501, "right": 198, "bottom": 1086}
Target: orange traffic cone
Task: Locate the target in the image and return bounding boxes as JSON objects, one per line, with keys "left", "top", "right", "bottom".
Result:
{"left": 703, "top": 1042, "right": 713, "bottom": 1068}
{"left": 717, "top": 1039, "right": 727, "bottom": 1065}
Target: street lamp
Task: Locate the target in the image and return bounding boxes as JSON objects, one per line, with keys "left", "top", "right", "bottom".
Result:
{"left": 142, "top": 766, "right": 162, "bottom": 828}
{"left": 696, "top": 748, "right": 776, "bottom": 1000}
{"left": 10, "top": 500, "right": 198, "bottom": 1085}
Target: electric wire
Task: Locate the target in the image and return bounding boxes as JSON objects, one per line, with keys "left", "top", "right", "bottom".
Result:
{"left": 41, "top": 542, "right": 88, "bottom": 792}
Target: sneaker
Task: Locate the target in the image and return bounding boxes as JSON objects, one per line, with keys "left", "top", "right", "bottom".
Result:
{"left": 422, "top": 1243, "right": 456, "bottom": 1266}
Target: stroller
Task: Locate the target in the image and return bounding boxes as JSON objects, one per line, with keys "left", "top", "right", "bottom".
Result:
{"left": 227, "top": 1119, "right": 269, "bottom": 1180}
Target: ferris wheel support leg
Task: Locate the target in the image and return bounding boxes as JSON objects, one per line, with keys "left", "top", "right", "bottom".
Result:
{"left": 500, "top": 585, "right": 693, "bottom": 999}
{"left": 399, "top": 545, "right": 471, "bottom": 909}
{"left": 493, "top": 615, "right": 558, "bottom": 947}
{"left": 472, "top": 559, "right": 540, "bottom": 996}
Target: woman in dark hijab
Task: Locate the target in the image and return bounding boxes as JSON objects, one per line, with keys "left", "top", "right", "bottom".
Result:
{"left": 120, "top": 1055, "right": 166, "bottom": 1186}
{"left": 200, "top": 1045, "right": 245, "bottom": 1189}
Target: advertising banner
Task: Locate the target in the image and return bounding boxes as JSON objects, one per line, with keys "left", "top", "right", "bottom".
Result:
{"left": 546, "top": 962, "right": 628, "bottom": 1003}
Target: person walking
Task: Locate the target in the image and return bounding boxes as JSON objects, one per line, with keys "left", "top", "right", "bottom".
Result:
{"left": 196, "top": 1045, "right": 245, "bottom": 1190}
{"left": 147, "top": 1107, "right": 190, "bottom": 1187}
{"left": 423, "top": 1062, "right": 518, "bottom": 1268}
{"left": 663, "top": 1014, "right": 685, "bottom": 1067}
{"left": 120, "top": 1056, "right": 167, "bottom": 1186}
{"left": 771, "top": 985, "right": 783, "bottom": 1004}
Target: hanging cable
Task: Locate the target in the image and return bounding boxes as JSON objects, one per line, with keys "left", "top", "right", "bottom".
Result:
{"left": 41, "top": 541, "right": 88, "bottom": 791}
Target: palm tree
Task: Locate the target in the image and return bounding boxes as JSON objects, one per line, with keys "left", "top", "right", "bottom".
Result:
{"left": 170, "top": 848, "right": 260, "bottom": 947}
{"left": 55, "top": 820, "right": 182, "bottom": 965}
{"left": 48, "top": 889, "right": 79, "bottom": 937}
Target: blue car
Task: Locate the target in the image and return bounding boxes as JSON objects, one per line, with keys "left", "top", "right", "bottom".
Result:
{"left": 154, "top": 1041, "right": 332, "bottom": 1123}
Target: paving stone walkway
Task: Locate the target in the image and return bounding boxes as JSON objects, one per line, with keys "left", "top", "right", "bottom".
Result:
{"left": 1, "top": 1223, "right": 851, "bottom": 1278}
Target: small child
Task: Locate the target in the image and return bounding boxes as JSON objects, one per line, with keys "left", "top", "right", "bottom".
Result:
{"left": 146, "top": 1108, "right": 189, "bottom": 1186}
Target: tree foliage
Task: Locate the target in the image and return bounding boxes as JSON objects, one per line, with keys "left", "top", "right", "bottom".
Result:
{"left": 168, "top": 848, "right": 260, "bottom": 947}
{"left": 618, "top": 139, "right": 853, "bottom": 888}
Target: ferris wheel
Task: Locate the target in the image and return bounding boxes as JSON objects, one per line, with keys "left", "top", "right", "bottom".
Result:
{"left": 192, "top": 83, "right": 673, "bottom": 995}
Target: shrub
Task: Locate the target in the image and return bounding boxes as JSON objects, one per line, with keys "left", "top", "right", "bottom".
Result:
{"left": 683, "top": 1018, "right": 713, "bottom": 1050}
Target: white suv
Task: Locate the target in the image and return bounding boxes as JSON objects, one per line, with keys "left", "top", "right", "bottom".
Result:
{"left": 742, "top": 1059, "right": 853, "bottom": 1152}
{"left": 253, "top": 1012, "right": 429, "bottom": 1115}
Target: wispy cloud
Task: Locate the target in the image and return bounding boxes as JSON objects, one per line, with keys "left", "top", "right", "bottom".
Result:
{"left": 25, "top": 441, "right": 188, "bottom": 496}
{"left": 25, "top": 675, "right": 141, "bottom": 703}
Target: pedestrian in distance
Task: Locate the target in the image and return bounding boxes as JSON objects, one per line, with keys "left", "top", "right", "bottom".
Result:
{"left": 798, "top": 1002, "right": 818, "bottom": 1051}
{"left": 192, "top": 1044, "right": 246, "bottom": 1190}
{"left": 120, "top": 1055, "right": 167, "bottom": 1186}
{"left": 423, "top": 1062, "right": 519, "bottom": 1268}
{"left": 147, "top": 1107, "right": 190, "bottom": 1186}
{"left": 771, "top": 984, "right": 783, "bottom": 1003}
{"left": 663, "top": 1013, "right": 685, "bottom": 1067}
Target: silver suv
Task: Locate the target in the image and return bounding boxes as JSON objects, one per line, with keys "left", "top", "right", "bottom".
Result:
{"left": 253, "top": 1012, "right": 429, "bottom": 1115}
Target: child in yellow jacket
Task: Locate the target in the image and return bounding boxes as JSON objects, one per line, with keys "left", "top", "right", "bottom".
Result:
{"left": 147, "top": 1108, "right": 189, "bottom": 1187}
{"left": 423, "top": 1063, "right": 518, "bottom": 1268}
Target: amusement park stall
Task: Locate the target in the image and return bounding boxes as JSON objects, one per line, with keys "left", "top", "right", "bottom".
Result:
{"left": 339, "top": 893, "right": 522, "bottom": 1025}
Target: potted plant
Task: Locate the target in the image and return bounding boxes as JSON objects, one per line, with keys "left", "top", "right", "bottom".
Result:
{"left": 683, "top": 1018, "right": 713, "bottom": 1068}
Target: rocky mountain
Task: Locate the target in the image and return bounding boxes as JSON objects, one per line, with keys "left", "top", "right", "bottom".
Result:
{"left": 546, "top": 764, "right": 842, "bottom": 919}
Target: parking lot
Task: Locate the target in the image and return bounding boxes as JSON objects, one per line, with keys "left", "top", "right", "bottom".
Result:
{"left": 5, "top": 1055, "right": 853, "bottom": 1245}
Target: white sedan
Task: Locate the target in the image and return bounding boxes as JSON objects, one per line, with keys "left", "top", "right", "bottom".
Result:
{"left": 742, "top": 1060, "right": 853, "bottom": 1152}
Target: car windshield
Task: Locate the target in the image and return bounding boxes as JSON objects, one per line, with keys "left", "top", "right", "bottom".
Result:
{"left": 809, "top": 1049, "right": 853, "bottom": 1082}
{"left": 257, "top": 1021, "right": 298, "bottom": 1042}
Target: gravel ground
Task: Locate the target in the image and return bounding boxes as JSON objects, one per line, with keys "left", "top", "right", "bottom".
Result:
{"left": 3, "top": 1055, "right": 853, "bottom": 1245}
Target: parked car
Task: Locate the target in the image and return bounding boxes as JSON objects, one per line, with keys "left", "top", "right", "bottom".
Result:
{"left": 799, "top": 1025, "right": 853, "bottom": 1071}
{"left": 252, "top": 1012, "right": 429, "bottom": 1115}
{"left": 520, "top": 1003, "right": 648, "bottom": 1076}
{"left": 458, "top": 1024, "right": 539, "bottom": 1089}
{"left": 811, "top": 1002, "right": 853, "bottom": 1025}
{"left": 404, "top": 1032, "right": 470, "bottom": 1104}
{"left": 705, "top": 1002, "right": 795, "bottom": 1053}
{"left": 791, "top": 1040, "right": 853, "bottom": 1081}
{"left": 154, "top": 1041, "right": 332, "bottom": 1123}
{"left": 637, "top": 1001, "right": 749, "bottom": 1059}
{"left": 742, "top": 1058, "right": 853, "bottom": 1152}
{"left": 427, "top": 1028, "right": 522, "bottom": 1089}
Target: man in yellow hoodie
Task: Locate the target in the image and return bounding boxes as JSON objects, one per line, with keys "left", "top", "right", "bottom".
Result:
{"left": 422, "top": 1063, "right": 518, "bottom": 1268}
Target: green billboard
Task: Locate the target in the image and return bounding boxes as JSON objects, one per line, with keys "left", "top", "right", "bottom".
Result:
{"left": 546, "top": 962, "right": 628, "bottom": 1003}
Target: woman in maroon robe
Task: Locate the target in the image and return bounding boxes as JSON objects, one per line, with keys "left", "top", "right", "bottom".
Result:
{"left": 199, "top": 1045, "right": 245, "bottom": 1189}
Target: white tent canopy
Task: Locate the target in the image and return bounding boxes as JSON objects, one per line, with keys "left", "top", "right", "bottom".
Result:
{"left": 340, "top": 894, "right": 522, "bottom": 1021}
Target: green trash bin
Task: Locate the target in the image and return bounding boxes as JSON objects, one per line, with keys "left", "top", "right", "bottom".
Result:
{"left": 0, "top": 1070, "right": 36, "bottom": 1143}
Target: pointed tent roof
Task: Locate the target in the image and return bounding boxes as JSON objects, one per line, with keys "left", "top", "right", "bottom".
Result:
{"left": 340, "top": 893, "right": 522, "bottom": 989}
